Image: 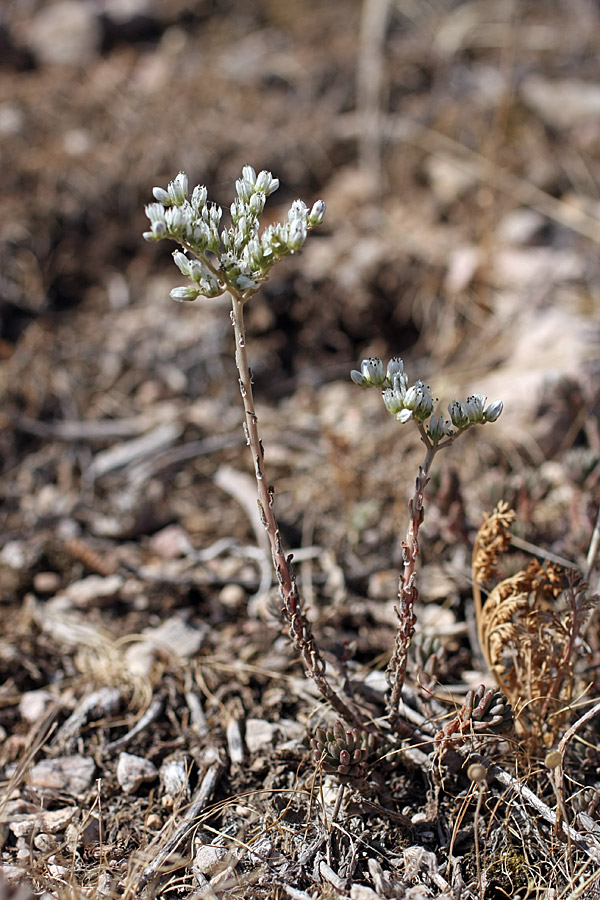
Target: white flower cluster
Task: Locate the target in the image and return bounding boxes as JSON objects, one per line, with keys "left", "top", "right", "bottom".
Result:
{"left": 351, "top": 357, "right": 502, "bottom": 442}
{"left": 143, "top": 167, "right": 325, "bottom": 302}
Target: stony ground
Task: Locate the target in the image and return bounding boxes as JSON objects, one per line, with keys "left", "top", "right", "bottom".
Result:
{"left": 1, "top": 2, "right": 600, "bottom": 898}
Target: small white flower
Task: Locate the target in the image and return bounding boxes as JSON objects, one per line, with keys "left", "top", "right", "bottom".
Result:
{"left": 287, "top": 218, "right": 307, "bottom": 252}
{"left": 382, "top": 386, "right": 404, "bottom": 414}
{"left": 448, "top": 399, "right": 469, "bottom": 429}
{"left": 169, "top": 172, "right": 188, "bottom": 205}
{"left": 172, "top": 250, "right": 191, "bottom": 275}
{"left": 351, "top": 358, "right": 386, "bottom": 387}
{"left": 145, "top": 202, "right": 167, "bottom": 224}
{"left": 235, "top": 274, "right": 258, "bottom": 290}
{"left": 242, "top": 165, "right": 257, "bottom": 185}
{"left": 255, "top": 169, "right": 279, "bottom": 195}
{"left": 235, "top": 178, "right": 254, "bottom": 203}
{"left": 386, "top": 357, "right": 404, "bottom": 384}
{"left": 249, "top": 193, "right": 266, "bottom": 216}
{"left": 288, "top": 199, "right": 308, "bottom": 223}
{"left": 464, "top": 393, "right": 486, "bottom": 424}
{"left": 191, "top": 184, "right": 208, "bottom": 211}
{"left": 411, "top": 381, "right": 434, "bottom": 421}
{"left": 165, "top": 205, "right": 187, "bottom": 233}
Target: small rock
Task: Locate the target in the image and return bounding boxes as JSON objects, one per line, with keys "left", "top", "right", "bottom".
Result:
{"left": 210, "top": 865, "right": 237, "bottom": 891}
{"left": 219, "top": 583, "right": 245, "bottom": 609}
{"left": 496, "top": 208, "right": 545, "bottom": 246}
{"left": 28, "top": 756, "right": 95, "bottom": 798}
{"left": 245, "top": 719, "right": 277, "bottom": 754}
{"left": 26, "top": 1, "right": 101, "bottom": 67}
{"left": 149, "top": 524, "right": 193, "bottom": 559}
{"left": 33, "top": 833, "right": 55, "bottom": 852}
{"left": 60, "top": 574, "right": 123, "bottom": 608}
{"left": 444, "top": 245, "right": 480, "bottom": 294}
{"left": 193, "top": 844, "right": 230, "bottom": 877}
{"left": 101, "top": 0, "right": 157, "bottom": 23}
{"left": 9, "top": 806, "right": 75, "bottom": 839}
{"left": 0, "top": 540, "right": 35, "bottom": 569}
{"left": 367, "top": 569, "right": 397, "bottom": 600}
{"left": 159, "top": 755, "right": 190, "bottom": 799}
{"left": 117, "top": 752, "right": 158, "bottom": 794}
{"left": 19, "top": 690, "right": 55, "bottom": 723}
{"left": 521, "top": 75, "right": 600, "bottom": 130}
{"left": 47, "top": 862, "right": 69, "bottom": 878}
{"left": 125, "top": 616, "right": 207, "bottom": 676}
{"left": 33, "top": 571, "right": 61, "bottom": 595}
{"left": 351, "top": 886, "right": 380, "bottom": 900}
{"left": 425, "top": 154, "right": 478, "bottom": 204}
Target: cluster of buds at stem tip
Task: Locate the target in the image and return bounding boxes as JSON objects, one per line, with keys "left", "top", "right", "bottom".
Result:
{"left": 143, "top": 166, "right": 325, "bottom": 301}
{"left": 351, "top": 357, "right": 502, "bottom": 441}
{"left": 311, "top": 720, "right": 377, "bottom": 782}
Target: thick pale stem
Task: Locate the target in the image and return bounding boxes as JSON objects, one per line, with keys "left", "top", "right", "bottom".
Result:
{"left": 229, "top": 294, "right": 364, "bottom": 728}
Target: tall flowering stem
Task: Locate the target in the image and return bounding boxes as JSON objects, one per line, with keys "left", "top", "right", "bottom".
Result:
{"left": 229, "top": 292, "right": 364, "bottom": 728}
{"left": 351, "top": 358, "right": 503, "bottom": 729}
{"left": 386, "top": 427, "right": 436, "bottom": 726}
{"left": 144, "top": 167, "right": 364, "bottom": 729}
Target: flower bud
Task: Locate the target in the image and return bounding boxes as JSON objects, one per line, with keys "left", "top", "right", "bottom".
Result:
{"left": 287, "top": 219, "right": 307, "bottom": 252}
{"left": 170, "top": 285, "right": 201, "bottom": 301}
{"left": 308, "top": 200, "right": 326, "bottom": 226}
{"left": 427, "top": 415, "right": 446, "bottom": 444}
{"left": 484, "top": 400, "right": 503, "bottom": 422}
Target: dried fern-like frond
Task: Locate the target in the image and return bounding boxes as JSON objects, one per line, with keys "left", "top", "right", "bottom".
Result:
{"left": 473, "top": 508, "right": 598, "bottom": 745}
{"left": 472, "top": 501, "right": 515, "bottom": 584}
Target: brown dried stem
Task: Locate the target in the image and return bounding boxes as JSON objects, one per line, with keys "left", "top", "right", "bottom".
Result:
{"left": 386, "top": 434, "right": 434, "bottom": 725}
{"left": 386, "top": 421, "right": 468, "bottom": 728}
{"left": 229, "top": 292, "right": 364, "bottom": 729}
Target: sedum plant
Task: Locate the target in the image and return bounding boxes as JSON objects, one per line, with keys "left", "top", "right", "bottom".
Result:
{"left": 311, "top": 720, "right": 377, "bottom": 782}
{"left": 350, "top": 358, "right": 503, "bottom": 723}
{"left": 144, "top": 168, "right": 365, "bottom": 729}
{"left": 143, "top": 166, "right": 505, "bottom": 748}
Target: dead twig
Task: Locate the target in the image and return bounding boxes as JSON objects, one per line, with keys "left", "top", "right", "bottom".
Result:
{"left": 137, "top": 755, "right": 224, "bottom": 891}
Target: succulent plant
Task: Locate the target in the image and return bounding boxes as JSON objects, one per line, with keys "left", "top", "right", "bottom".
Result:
{"left": 435, "top": 684, "right": 513, "bottom": 749}
{"left": 311, "top": 720, "right": 377, "bottom": 781}
{"left": 570, "top": 786, "right": 600, "bottom": 817}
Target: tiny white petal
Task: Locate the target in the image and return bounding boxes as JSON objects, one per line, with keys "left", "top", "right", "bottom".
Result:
{"left": 152, "top": 186, "right": 170, "bottom": 204}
